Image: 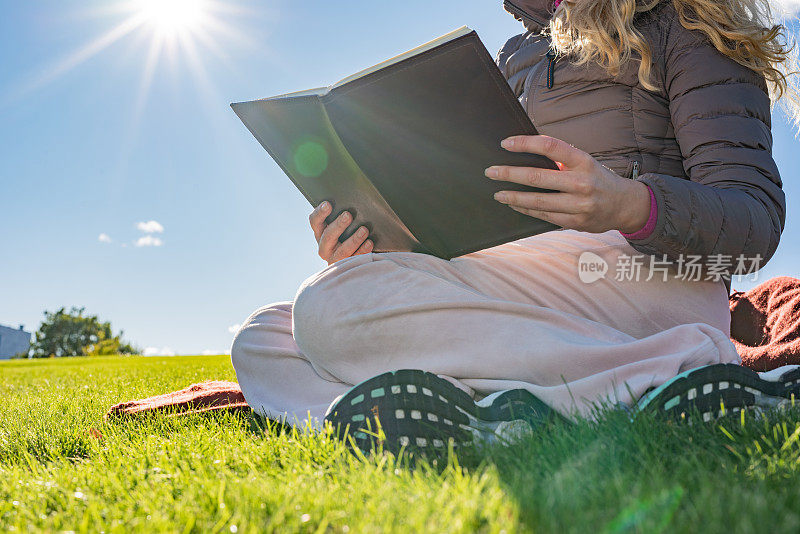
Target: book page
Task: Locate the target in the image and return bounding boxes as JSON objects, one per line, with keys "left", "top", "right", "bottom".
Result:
{"left": 265, "top": 87, "right": 329, "bottom": 100}
{"left": 330, "top": 26, "right": 473, "bottom": 90}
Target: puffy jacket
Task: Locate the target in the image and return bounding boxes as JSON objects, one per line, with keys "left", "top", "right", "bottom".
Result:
{"left": 498, "top": 0, "right": 786, "bottom": 271}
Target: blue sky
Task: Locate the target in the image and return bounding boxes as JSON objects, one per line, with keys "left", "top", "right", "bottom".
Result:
{"left": 1, "top": 0, "right": 798, "bottom": 355}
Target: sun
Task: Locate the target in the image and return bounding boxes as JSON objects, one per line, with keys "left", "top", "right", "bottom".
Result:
{"left": 136, "top": 0, "right": 208, "bottom": 35}
{"left": 14, "top": 0, "right": 258, "bottom": 120}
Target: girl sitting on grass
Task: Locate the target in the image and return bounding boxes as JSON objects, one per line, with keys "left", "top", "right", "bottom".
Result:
{"left": 232, "top": 0, "right": 800, "bottom": 453}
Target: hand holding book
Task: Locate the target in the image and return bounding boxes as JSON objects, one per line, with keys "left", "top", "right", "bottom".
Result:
{"left": 486, "top": 135, "right": 651, "bottom": 235}
{"left": 310, "top": 201, "right": 373, "bottom": 264}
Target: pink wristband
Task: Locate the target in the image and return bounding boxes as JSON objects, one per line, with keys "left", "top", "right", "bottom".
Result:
{"left": 620, "top": 185, "right": 658, "bottom": 240}
{"left": 553, "top": 0, "right": 563, "bottom": 7}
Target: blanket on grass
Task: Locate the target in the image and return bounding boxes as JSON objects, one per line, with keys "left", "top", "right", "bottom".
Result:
{"left": 729, "top": 276, "right": 800, "bottom": 372}
{"left": 107, "top": 276, "right": 800, "bottom": 418}
{"left": 106, "top": 380, "right": 249, "bottom": 418}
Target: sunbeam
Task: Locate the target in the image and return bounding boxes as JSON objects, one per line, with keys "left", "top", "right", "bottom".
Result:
{"left": 2, "top": 0, "right": 255, "bottom": 110}
{"left": 11, "top": 13, "right": 148, "bottom": 101}
{"left": 132, "top": 30, "right": 165, "bottom": 124}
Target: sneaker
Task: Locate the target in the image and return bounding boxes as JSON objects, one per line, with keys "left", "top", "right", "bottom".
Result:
{"left": 637, "top": 363, "right": 800, "bottom": 421}
{"left": 324, "top": 369, "right": 561, "bottom": 454}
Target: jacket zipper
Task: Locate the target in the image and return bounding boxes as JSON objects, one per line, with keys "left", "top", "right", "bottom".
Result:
{"left": 631, "top": 161, "right": 640, "bottom": 180}
{"left": 546, "top": 50, "right": 556, "bottom": 89}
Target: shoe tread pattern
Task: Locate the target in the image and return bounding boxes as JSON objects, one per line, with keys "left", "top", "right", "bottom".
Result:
{"left": 325, "top": 370, "right": 556, "bottom": 454}
{"left": 325, "top": 370, "right": 476, "bottom": 454}
{"left": 642, "top": 363, "right": 799, "bottom": 421}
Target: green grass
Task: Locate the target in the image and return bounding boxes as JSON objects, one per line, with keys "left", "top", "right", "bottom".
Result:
{"left": 2, "top": 356, "right": 800, "bottom": 533}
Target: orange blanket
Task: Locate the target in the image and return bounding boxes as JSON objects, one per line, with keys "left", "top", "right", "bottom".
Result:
{"left": 106, "top": 380, "right": 249, "bottom": 418}
{"left": 730, "top": 276, "right": 800, "bottom": 372}
{"left": 107, "top": 276, "right": 800, "bottom": 418}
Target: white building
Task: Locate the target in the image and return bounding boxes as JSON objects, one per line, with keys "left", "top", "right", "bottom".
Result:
{"left": 0, "top": 324, "right": 31, "bottom": 359}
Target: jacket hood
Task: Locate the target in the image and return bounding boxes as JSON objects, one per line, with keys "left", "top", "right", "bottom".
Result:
{"left": 503, "top": 0, "right": 554, "bottom": 32}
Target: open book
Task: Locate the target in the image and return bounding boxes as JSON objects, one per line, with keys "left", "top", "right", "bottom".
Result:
{"left": 231, "top": 27, "right": 558, "bottom": 260}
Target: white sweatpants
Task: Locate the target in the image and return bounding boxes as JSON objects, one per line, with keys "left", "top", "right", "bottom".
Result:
{"left": 231, "top": 230, "right": 739, "bottom": 427}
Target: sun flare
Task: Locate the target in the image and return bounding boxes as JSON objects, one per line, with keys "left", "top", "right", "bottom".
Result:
{"left": 12, "top": 0, "right": 259, "bottom": 126}
{"left": 136, "top": 0, "right": 208, "bottom": 35}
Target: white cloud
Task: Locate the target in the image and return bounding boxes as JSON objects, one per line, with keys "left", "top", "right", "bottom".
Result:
{"left": 201, "top": 349, "right": 220, "bottom": 355}
{"left": 136, "top": 220, "right": 164, "bottom": 234}
{"left": 227, "top": 324, "right": 242, "bottom": 334}
{"left": 98, "top": 233, "right": 112, "bottom": 243}
{"left": 143, "top": 346, "right": 176, "bottom": 357}
{"left": 135, "top": 235, "right": 164, "bottom": 247}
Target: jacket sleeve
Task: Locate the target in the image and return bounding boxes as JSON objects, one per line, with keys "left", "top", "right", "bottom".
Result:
{"left": 626, "top": 16, "right": 786, "bottom": 272}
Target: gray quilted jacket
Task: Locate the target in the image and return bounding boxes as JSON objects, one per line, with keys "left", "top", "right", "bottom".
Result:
{"left": 498, "top": 0, "right": 786, "bottom": 270}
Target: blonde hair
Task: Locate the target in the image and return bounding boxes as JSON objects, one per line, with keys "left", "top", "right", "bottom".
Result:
{"left": 549, "top": 0, "right": 800, "bottom": 129}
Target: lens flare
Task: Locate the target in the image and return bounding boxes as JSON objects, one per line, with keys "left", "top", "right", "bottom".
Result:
{"left": 294, "top": 141, "right": 329, "bottom": 178}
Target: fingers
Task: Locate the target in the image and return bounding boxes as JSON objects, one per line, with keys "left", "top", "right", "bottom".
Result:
{"left": 313, "top": 204, "right": 374, "bottom": 263}
{"left": 485, "top": 165, "right": 574, "bottom": 192}
{"left": 309, "top": 201, "right": 332, "bottom": 241}
{"left": 493, "top": 191, "right": 581, "bottom": 214}
{"left": 329, "top": 225, "right": 371, "bottom": 263}
{"left": 318, "top": 210, "right": 353, "bottom": 260}
{"left": 501, "top": 135, "right": 589, "bottom": 169}
{"left": 354, "top": 238, "right": 374, "bottom": 255}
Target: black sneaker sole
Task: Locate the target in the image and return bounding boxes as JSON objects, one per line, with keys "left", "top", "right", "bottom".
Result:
{"left": 637, "top": 363, "right": 800, "bottom": 421}
{"left": 324, "top": 369, "right": 561, "bottom": 454}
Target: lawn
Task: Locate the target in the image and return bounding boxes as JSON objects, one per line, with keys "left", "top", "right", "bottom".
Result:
{"left": 2, "top": 355, "right": 800, "bottom": 533}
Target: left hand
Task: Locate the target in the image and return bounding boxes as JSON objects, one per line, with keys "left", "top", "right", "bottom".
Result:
{"left": 485, "top": 135, "right": 651, "bottom": 234}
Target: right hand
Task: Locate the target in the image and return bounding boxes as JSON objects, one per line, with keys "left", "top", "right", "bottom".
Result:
{"left": 309, "top": 201, "right": 373, "bottom": 265}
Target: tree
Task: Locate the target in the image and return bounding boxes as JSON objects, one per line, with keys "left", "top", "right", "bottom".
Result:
{"left": 29, "top": 307, "right": 138, "bottom": 358}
